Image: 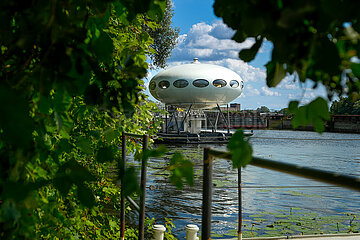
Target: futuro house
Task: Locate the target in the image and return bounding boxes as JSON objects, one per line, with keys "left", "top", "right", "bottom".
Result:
{"left": 149, "top": 58, "right": 244, "bottom": 109}
{"left": 149, "top": 58, "right": 245, "bottom": 137}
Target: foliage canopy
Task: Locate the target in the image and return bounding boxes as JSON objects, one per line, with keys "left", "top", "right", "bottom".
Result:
{"left": 145, "top": 0, "right": 180, "bottom": 69}
{"left": 331, "top": 97, "right": 360, "bottom": 115}
{"left": 0, "top": 0, "right": 190, "bottom": 238}
{"left": 214, "top": 0, "right": 360, "bottom": 132}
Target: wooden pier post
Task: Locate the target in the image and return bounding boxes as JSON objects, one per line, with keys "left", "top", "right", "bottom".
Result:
{"left": 138, "top": 135, "right": 149, "bottom": 240}
{"left": 202, "top": 147, "right": 213, "bottom": 240}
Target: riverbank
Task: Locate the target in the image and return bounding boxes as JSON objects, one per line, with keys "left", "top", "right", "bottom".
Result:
{"left": 208, "top": 112, "right": 360, "bottom": 133}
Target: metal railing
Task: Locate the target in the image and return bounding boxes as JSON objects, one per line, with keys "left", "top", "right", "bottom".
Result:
{"left": 202, "top": 147, "right": 360, "bottom": 240}
{"left": 120, "top": 132, "right": 149, "bottom": 240}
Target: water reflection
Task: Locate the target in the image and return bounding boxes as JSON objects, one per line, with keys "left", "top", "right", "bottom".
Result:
{"left": 143, "top": 130, "right": 360, "bottom": 238}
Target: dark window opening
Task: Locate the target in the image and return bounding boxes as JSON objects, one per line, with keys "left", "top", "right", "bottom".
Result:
{"left": 230, "top": 80, "right": 239, "bottom": 88}
{"left": 158, "top": 80, "right": 170, "bottom": 89}
{"left": 173, "top": 79, "right": 189, "bottom": 88}
{"left": 213, "top": 79, "right": 227, "bottom": 88}
{"left": 193, "top": 79, "right": 209, "bottom": 88}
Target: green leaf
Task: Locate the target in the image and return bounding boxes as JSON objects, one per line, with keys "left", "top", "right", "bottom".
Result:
{"left": 143, "top": 145, "right": 168, "bottom": 159}
{"left": 227, "top": 130, "right": 253, "bottom": 168}
{"left": 77, "top": 184, "right": 95, "bottom": 208}
{"left": 1, "top": 200, "right": 20, "bottom": 222}
{"left": 122, "top": 167, "right": 139, "bottom": 196}
{"left": 91, "top": 30, "right": 114, "bottom": 63}
{"left": 147, "top": 0, "right": 167, "bottom": 20}
{"left": 313, "top": 37, "right": 341, "bottom": 75}
{"left": 103, "top": 128, "right": 119, "bottom": 143}
{"left": 239, "top": 37, "right": 264, "bottom": 62}
{"left": 0, "top": 85, "right": 34, "bottom": 149}
{"left": 77, "top": 137, "right": 93, "bottom": 154}
{"left": 289, "top": 97, "right": 330, "bottom": 133}
{"left": 38, "top": 96, "right": 51, "bottom": 114}
{"left": 53, "top": 176, "right": 72, "bottom": 196}
{"left": 292, "top": 106, "right": 306, "bottom": 129}
{"left": 53, "top": 159, "right": 96, "bottom": 196}
{"left": 168, "top": 152, "right": 194, "bottom": 189}
{"left": 288, "top": 101, "right": 299, "bottom": 113}
{"left": 351, "top": 63, "right": 360, "bottom": 77}
{"left": 96, "top": 146, "right": 114, "bottom": 162}
{"left": 84, "top": 84, "right": 102, "bottom": 106}
{"left": 266, "top": 61, "right": 286, "bottom": 87}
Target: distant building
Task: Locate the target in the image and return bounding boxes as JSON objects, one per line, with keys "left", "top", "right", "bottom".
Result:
{"left": 219, "top": 103, "right": 241, "bottom": 112}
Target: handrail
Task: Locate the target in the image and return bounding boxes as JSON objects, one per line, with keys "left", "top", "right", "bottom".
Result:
{"left": 207, "top": 148, "right": 360, "bottom": 191}
{"left": 202, "top": 147, "right": 360, "bottom": 240}
{"left": 124, "top": 132, "right": 155, "bottom": 138}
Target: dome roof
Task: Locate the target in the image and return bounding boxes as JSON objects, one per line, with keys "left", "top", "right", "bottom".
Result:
{"left": 149, "top": 59, "right": 244, "bottom": 109}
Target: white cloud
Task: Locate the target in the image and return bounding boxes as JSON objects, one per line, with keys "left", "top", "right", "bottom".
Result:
{"left": 168, "top": 21, "right": 267, "bottom": 86}
{"left": 278, "top": 75, "right": 298, "bottom": 90}
{"left": 303, "top": 91, "right": 316, "bottom": 99}
{"left": 159, "top": 20, "right": 325, "bottom": 110}
{"left": 261, "top": 86, "right": 281, "bottom": 96}
{"left": 170, "top": 21, "right": 255, "bottom": 62}
{"left": 287, "top": 93, "right": 297, "bottom": 99}
{"left": 208, "top": 20, "right": 235, "bottom": 39}
{"left": 246, "top": 84, "right": 261, "bottom": 96}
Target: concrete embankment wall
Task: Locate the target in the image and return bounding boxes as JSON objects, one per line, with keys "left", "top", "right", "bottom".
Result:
{"left": 207, "top": 112, "right": 360, "bottom": 133}
{"left": 264, "top": 115, "right": 360, "bottom": 133}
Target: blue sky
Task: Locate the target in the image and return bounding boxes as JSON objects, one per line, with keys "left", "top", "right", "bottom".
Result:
{"left": 145, "top": 0, "right": 327, "bottom": 110}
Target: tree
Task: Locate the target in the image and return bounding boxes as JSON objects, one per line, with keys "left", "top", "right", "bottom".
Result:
{"left": 0, "top": 1, "right": 177, "bottom": 238}
{"left": 256, "top": 106, "right": 270, "bottom": 113}
{"left": 278, "top": 108, "right": 287, "bottom": 115}
{"left": 145, "top": 0, "right": 180, "bottom": 69}
{"left": 213, "top": 0, "right": 360, "bottom": 132}
{"left": 331, "top": 97, "right": 360, "bottom": 115}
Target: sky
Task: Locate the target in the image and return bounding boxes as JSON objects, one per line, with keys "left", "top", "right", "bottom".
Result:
{"left": 145, "top": 0, "right": 328, "bottom": 111}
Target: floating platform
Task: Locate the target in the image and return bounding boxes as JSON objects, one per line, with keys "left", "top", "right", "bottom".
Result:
{"left": 154, "top": 130, "right": 253, "bottom": 144}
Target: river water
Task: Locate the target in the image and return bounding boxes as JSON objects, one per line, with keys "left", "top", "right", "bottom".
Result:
{"left": 142, "top": 130, "right": 360, "bottom": 239}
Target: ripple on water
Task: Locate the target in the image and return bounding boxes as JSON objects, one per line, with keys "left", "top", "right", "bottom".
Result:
{"left": 144, "top": 130, "right": 360, "bottom": 238}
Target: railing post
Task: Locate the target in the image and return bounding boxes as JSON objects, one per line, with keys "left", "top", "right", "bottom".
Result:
{"left": 186, "top": 224, "right": 200, "bottom": 240}
{"left": 152, "top": 224, "right": 166, "bottom": 240}
{"left": 238, "top": 167, "right": 242, "bottom": 240}
{"left": 202, "top": 147, "right": 213, "bottom": 240}
{"left": 227, "top": 104, "right": 230, "bottom": 133}
{"left": 120, "top": 132, "right": 126, "bottom": 240}
{"left": 138, "top": 135, "right": 149, "bottom": 240}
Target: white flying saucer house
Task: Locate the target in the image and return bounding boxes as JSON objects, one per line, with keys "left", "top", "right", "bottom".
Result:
{"left": 149, "top": 58, "right": 244, "bottom": 138}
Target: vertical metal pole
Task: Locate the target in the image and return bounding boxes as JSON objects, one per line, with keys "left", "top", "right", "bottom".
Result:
{"left": 214, "top": 111, "right": 220, "bottom": 132}
{"left": 202, "top": 147, "right": 213, "bottom": 240}
{"left": 138, "top": 135, "right": 149, "bottom": 240}
{"left": 165, "top": 107, "right": 168, "bottom": 134}
{"left": 181, "top": 104, "right": 193, "bottom": 131}
{"left": 120, "top": 133, "right": 126, "bottom": 240}
{"left": 174, "top": 110, "right": 180, "bottom": 134}
{"left": 217, "top": 104, "right": 230, "bottom": 131}
{"left": 227, "top": 104, "right": 230, "bottom": 134}
{"left": 166, "top": 112, "right": 174, "bottom": 132}
{"left": 238, "top": 167, "right": 242, "bottom": 240}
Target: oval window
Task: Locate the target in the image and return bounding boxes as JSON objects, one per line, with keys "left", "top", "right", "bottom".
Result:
{"left": 241, "top": 81, "right": 244, "bottom": 89}
{"left": 230, "top": 80, "right": 239, "bottom": 88}
{"left": 149, "top": 81, "right": 156, "bottom": 90}
{"left": 193, "top": 79, "right": 209, "bottom": 88}
{"left": 173, "top": 79, "right": 189, "bottom": 88}
{"left": 213, "top": 79, "right": 227, "bottom": 88}
{"left": 158, "top": 80, "right": 170, "bottom": 89}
